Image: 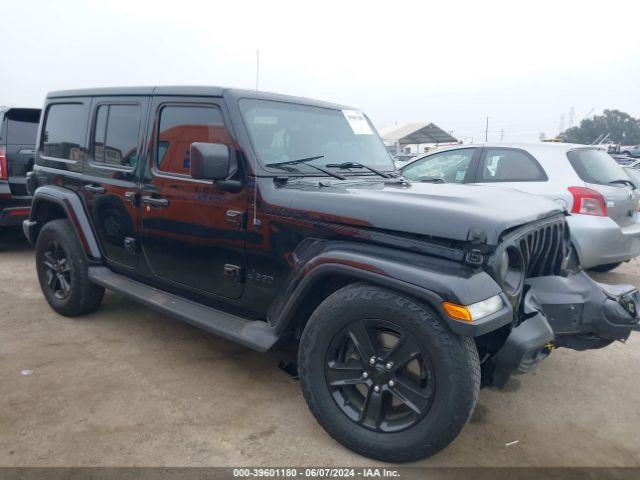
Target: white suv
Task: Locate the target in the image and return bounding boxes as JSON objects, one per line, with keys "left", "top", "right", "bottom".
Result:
{"left": 400, "top": 143, "right": 640, "bottom": 272}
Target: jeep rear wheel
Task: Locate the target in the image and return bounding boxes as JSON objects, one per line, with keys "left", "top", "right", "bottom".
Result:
{"left": 298, "top": 283, "right": 480, "bottom": 462}
{"left": 35, "top": 219, "right": 104, "bottom": 316}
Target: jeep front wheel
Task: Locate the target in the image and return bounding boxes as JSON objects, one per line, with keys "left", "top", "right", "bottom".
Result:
{"left": 298, "top": 283, "right": 480, "bottom": 462}
{"left": 35, "top": 219, "right": 104, "bottom": 316}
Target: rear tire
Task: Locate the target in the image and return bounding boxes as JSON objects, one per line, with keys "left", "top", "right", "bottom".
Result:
{"left": 298, "top": 283, "right": 480, "bottom": 462}
{"left": 35, "top": 219, "right": 104, "bottom": 316}
{"left": 589, "top": 262, "right": 622, "bottom": 273}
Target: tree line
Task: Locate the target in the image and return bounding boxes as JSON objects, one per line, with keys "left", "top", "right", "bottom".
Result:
{"left": 561, "top": 109, "right": 640, "bottom": 145}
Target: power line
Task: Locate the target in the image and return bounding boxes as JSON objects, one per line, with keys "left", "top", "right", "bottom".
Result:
{"left": 255, "top": 50, "right": 260, "bottom": 91}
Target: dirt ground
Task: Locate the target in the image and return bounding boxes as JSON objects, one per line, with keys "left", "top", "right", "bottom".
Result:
{"left": 1, "top": 228, "right": 639, "bottom": 467}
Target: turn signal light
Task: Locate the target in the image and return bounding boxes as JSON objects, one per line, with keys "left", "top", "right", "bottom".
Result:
{"left": 442, "top": 295, "right": 504, "bottom": 322}
{"left": 442, "top": 302, "right": 472, "bottom": 322}
{"left": 568, "top": 186, "right": 607, "bottom": 216}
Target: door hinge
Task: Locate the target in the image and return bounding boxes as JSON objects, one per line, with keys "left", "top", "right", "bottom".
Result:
{"left": 223, "top": 264, "right": 244, "bottom": 284}
{"left": 124, "top": 237, "right": 137, "bottom": 252}
{"left": 226, "top": 210, "right": 246, "bottom": 229}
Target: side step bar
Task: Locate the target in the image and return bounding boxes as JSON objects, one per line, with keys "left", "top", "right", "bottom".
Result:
{"left": 88, "top": 266, "right": 280, "bottom": 352}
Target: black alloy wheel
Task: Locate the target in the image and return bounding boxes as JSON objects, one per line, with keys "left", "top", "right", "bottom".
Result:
{"left": 299, "top": 283, "right": 480, "bottom": 462}
{"left": 42, "top": 240, "right": 72, "bottom": 300}
{"left": 325, "top": 319, "right": 435, "bottom": 433}
{"left": 35, "top": 219, "right": 105, "bottom": 316}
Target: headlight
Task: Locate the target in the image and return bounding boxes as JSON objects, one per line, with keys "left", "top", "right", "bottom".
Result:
{"left": 499, "top": 246, "right": 524, "bottom": 296}
{"left": 442, "top": 294, "right": 504, "bottom": 322}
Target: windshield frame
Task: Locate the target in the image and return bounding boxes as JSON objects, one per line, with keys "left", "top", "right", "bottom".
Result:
{"left": 237, "top": 98, "right": 395, "bottom": 177}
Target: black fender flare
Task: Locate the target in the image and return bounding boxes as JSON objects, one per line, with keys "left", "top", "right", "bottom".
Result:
{"left": 24, "top": 185, "right": 102, "bottom": 261}
{"left": 269, "top": 240, "right": 513, "bottom": 337}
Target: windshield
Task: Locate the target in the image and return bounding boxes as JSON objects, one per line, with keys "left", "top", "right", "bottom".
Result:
{"left": 568, "top": 148, "right": 628, "bottom": 185}
{"left": 239, "top": 99, "right": 395, "bottom": 173}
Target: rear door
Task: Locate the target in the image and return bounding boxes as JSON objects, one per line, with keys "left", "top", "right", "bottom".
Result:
{"left": 79, "top": 96, "right": 149, "bottom": 268}
{"left": 2, "top": 108, "right": 41, "bottom": 196}
{"left": 471, "top": 147, "right": 551, "bottom": 196}
{"left": 567, "top": 148, "right": 639, "bottom": 227}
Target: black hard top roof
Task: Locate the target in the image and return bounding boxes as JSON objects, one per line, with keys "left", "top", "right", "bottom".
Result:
{"left": 46, "top": 86, "right": 353, "bottom": 111}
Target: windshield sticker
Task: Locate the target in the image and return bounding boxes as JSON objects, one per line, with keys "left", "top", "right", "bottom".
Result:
{"left": 342, "top": 110, "right": 374, "bottom": 135}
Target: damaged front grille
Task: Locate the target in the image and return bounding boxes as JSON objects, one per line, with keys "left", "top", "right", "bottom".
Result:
{"left": 488, "top": 214, "right": 570, "bottom": 311}
{"left": 517, "top": 216, "right": 569, "bottom": 278}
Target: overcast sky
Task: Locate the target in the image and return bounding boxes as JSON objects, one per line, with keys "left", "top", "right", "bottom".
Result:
{"left": 2, "top": 0, "right": 639, "bottom": 142}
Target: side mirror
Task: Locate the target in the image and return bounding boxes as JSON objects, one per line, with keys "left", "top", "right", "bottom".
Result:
{"left": 190, "top": 142, "right": 231, "bottom": 181}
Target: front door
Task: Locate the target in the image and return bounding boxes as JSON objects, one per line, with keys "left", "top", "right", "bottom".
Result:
{"left": 139, "top": 98, "right": 246, "bottom": 299}
{"left": 80, "top": 97, "right": 149, "bottom": 268}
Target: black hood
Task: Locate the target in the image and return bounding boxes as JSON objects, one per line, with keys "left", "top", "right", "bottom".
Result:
{"left": 266, "top": 178, "right": 564, "bottom": 246}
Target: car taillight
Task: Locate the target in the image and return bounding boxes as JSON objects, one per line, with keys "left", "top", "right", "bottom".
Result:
{"left": 568, "top": 186, "right": 607, "bottom": 216}
{"left": 0, "top": 146, "right": 7, "bottom": 180}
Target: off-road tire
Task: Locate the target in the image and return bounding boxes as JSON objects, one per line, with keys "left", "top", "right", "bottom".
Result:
{"left": 35, "top": 219, "right": 104, "bottom": 316}
{"left": 589, "top": 262, "right": 622, "bottom": 273}
{"left": 298, "top": 283, "right": 480, "bottom": 462}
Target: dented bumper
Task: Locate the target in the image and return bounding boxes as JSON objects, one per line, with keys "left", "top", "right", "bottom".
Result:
{"left": 491, "top": 271, "right": 639, "bottom": 387}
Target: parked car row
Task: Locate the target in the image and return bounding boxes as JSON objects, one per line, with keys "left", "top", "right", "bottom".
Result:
{"left": 620, "top": 144, "right": 640, "bottom": 158}
{"left": 3, "top": 86, "right": 640, "bottom": 463}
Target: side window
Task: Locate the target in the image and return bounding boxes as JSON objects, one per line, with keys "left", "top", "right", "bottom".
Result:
{"left": 157, "top": 105, "right": 231, "bottom": 176}
{"left": 402, "top": 149, "right": 475, "bottom": 183}
{"left": 480, "top": 149, "right": 546, "bottom": 182}
{"left": 5, "top": 109, "right": 40, "bottom": 145}
{"left": 92, "top": 104, "right": 141, "bottom": 168}
{"left": 41, "top": 104, "right": 87, "bottom": 161}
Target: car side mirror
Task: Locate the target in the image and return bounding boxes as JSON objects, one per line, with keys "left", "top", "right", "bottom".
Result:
{"left": 190, "top": 142, "right": 231, "bottom": 181}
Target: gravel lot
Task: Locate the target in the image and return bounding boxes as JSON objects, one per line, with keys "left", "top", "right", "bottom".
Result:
{"left": 1, "top": 228, "right": 639, "bottom": 467}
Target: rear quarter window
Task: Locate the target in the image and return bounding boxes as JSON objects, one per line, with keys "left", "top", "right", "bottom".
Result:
{"left": 41, "top": 103, "right": 88, "bottom": 161}
{"left": 567, "top": 149, "right": 626, "bottom": 185}
{"left": 5, "top": 109, "right": 40, "bottom": 145}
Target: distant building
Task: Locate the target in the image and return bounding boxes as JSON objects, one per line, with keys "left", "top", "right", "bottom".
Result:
{"left": 378, "top": 123, "right": 458, "bottom": 155}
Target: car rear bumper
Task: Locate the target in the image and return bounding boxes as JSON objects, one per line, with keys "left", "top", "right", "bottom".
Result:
{"left": 0, "top": 206, "right": 31, "bottom": 226}
{"left": 568, "top": 214, "right": 640, "bottom": 269}
{"left": 0, "top": 182, "right": 31, "bottom": 227}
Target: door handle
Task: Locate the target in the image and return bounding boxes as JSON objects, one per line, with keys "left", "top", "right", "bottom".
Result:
{"left": 83, "top": 184, "right": 106, "bottom": 194}
{"left": 142, "top": 195, "right": 169, "bottom": 208}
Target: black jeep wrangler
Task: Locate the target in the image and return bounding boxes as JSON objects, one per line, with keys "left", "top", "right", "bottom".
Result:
{"left": 24, "top": 87, "right": 640, "bottom": 462}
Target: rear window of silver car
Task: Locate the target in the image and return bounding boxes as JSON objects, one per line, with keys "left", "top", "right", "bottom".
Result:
{"left": 567, "top": 149, "right": 627, "bottom": 186}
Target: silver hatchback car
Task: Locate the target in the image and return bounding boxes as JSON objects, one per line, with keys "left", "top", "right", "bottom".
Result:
{"left": 400, "top": 143, "right": 640, "bottom": 271}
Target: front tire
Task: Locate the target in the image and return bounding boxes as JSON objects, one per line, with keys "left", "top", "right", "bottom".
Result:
{"left": 35, "top": 219, "right": 104, "bottom": 316}
{"left": 298, "top": 283, "right": 480, "bottom": 462}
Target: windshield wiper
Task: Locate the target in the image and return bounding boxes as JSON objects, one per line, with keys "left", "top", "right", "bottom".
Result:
{"left": 419, "top": 177, "right": 446, "bottom": 183}
{"left": 325, "top": 161, "right": 392, "bottom": 178}
{"left": 610, "top": 179, "right": 636, "bottom": 189}
{"left": 265, "top": 156, "right": 346, "bottom": 180}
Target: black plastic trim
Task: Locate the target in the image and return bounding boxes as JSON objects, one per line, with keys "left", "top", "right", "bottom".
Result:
{"left": 271, "top": 261, "right": 513, "bottom": 337}
{"left": 25, "top": 185, "right": 102, "bottom": 260}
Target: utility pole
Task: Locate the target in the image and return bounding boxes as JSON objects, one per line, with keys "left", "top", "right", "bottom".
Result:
{"left": 255, "top": 50, "right": 260, "bottom": 91}
{"left": 500, "top": 128, "right": 504, "bottom": 142}
{"left": 484, "top": 117, "right": 489, "bottom": 142}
